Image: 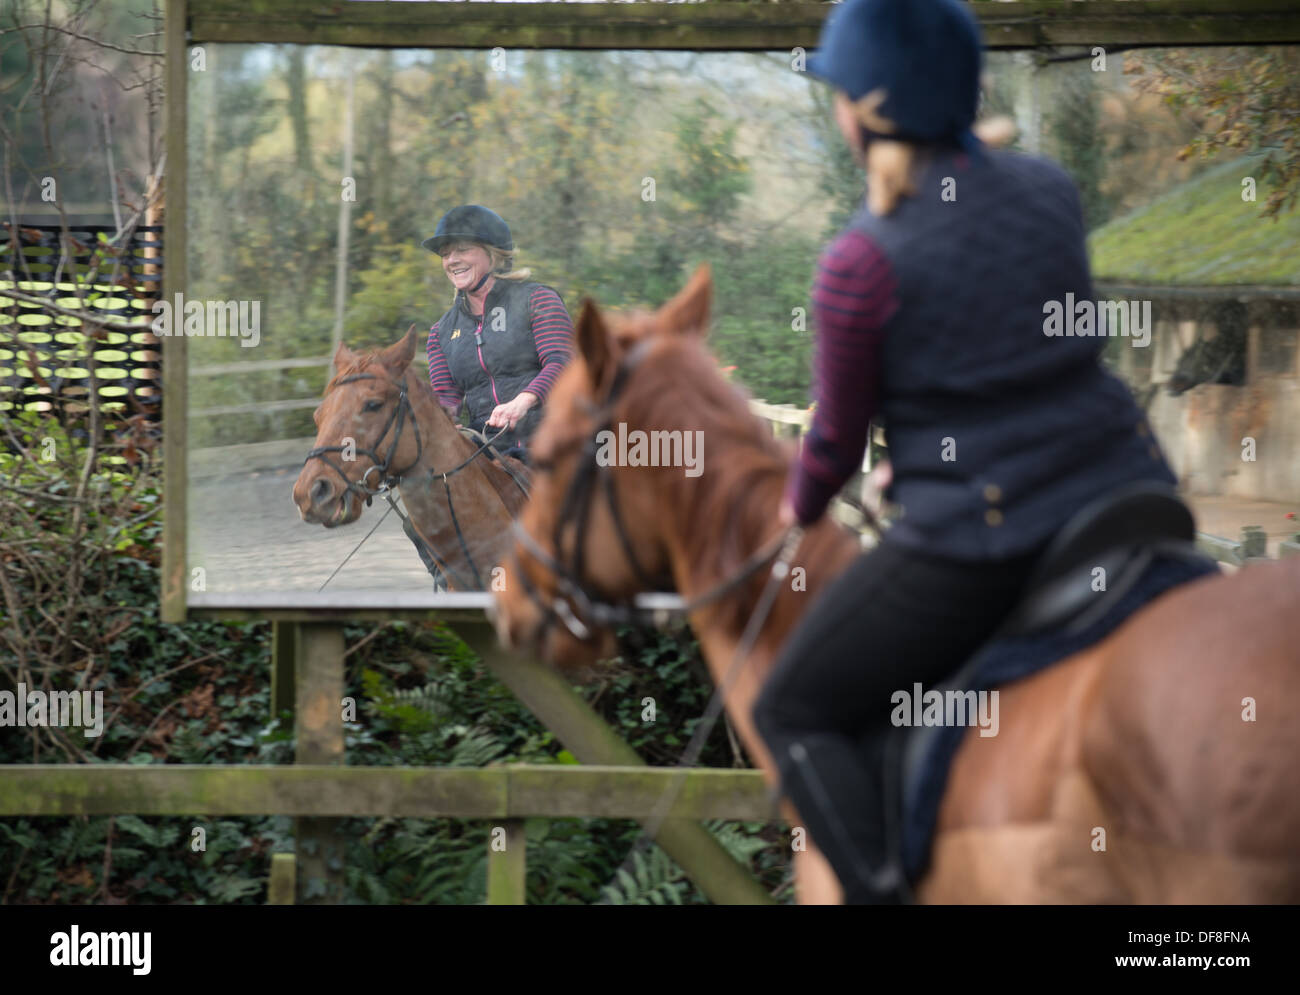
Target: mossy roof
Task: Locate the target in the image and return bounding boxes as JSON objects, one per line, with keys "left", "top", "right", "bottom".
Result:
{"left": 1088, "top": 155, "right": 1300, "bottom": 287}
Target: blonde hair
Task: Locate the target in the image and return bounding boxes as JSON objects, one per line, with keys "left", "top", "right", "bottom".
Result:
{"left": 487, "top": 245, "right": 532, "bottom": 282}
{"left": 852, "top": 88, "right": 1017, "bottom": 217}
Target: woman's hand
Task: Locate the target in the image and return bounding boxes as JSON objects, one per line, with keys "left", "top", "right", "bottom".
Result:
{"left": 778, "top": 495, "right": 799, "bottom": 529}
{"left": 862, "top": 459, "right": 892, "bottom": 516}
{"left": 866, "top": 459, "right": 892, "bottom": 493}
{"left": 487, "top": 391, "right": 538, "bottom": 431}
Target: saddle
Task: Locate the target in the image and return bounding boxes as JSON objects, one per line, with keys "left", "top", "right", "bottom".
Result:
{"left": 862, "top": 482, "right": 1219, "bottom": 902}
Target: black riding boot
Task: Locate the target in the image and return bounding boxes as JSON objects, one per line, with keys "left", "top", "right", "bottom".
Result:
{"left": 775, "top": 730, "right": 907, "bottom": 905}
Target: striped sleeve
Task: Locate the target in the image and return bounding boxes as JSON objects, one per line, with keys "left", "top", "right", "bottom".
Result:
{"left": 784, "top": 228, "right": 899, "bottom": 525}
{"left": 426, "top": 323, "right": 463, "bottom": 414}
{"left": 522, "top": 286, "right": 575, "bottom": 403}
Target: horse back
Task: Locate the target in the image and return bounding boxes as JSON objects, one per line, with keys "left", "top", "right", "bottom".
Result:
{"left": 924, "top": 557, "right": 1300, "bottom": 902}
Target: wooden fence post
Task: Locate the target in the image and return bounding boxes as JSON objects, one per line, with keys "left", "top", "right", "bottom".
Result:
{"left": 456, "top": 621, "right": 774, "bottom": 905}
{"left": 294, "top": 623, "right": 346, "bottom": 904}
{"left": 270, "top": 620, "right": 297, "bottom": 721}
{"left": 1280, "top": 532, "right": 1300, "bottom": 558}
{"left": 1241, "top": 525, "right": 1270, "bottom": 564}
{"left": 267, "top": 852, "right": 296, "bottom": 905}
{"left": 486, "top": 819, "right": 527, "bottom": 905}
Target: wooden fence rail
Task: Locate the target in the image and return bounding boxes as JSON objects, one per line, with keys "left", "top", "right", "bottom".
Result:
{"left": 0, "top": 765, "right": 770, "bottom": 821}
{"left": 0, "top": 764, "right": 772, "bottom": 906}
{"left": 1196, "top": 527, "right": 1300, "bottom": 565}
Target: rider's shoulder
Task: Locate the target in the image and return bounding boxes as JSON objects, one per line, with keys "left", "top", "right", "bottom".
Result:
{"left": 988, "top": 146, "right": 1075, "bottom": 191}
{"left": 512, "top": 280, "right": 566, "bottom": 310}
{"left": 511, "top": 279, "right": 559, "bottom": 297}
{"left": 431, "top": 304, "right": 459, "bottom": 333}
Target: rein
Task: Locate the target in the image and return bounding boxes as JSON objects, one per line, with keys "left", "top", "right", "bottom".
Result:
{"left": 306, "top": 369, "right": 526, "bottom": 591}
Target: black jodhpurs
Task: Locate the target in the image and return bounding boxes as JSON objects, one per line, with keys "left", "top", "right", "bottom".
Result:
{"left": 751, "top": 535, "right": 1044, "bottom": 903}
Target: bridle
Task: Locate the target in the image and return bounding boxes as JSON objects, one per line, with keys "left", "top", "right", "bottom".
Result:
{"left": 305, "top": 371, "right": 424, "bottom": 504}
{"left": 305, "top": 369, "right": 527, "bottom": 590}
{"left": 510, "top": 340, "right": 797, "bottom": 645}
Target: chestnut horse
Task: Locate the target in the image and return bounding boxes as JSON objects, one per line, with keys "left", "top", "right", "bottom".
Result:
{"left": 492, "top": 265, "right": 1300, "bottom": 904}
{"left": 293, "top": 328, "right": 529, "bottom": 590}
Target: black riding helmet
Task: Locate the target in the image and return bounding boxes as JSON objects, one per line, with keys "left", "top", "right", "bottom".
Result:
{"left": 422, "top": 205, "right": 514, "bottom": 267}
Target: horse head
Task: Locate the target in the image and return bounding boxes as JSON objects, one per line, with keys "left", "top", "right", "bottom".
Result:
{"left": 1166, "top": 302, "right": 1248, "bottom": 396}
{"left": 293, "top": 326, "right": 426, "bottom": 527}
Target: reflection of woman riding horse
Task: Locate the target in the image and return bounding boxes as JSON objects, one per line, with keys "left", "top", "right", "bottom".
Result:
{"left": 423, "top": 205, "right": 575, "bottom": 463}
{"left": 292, "top": 205, "right": 571, "bottom": 589}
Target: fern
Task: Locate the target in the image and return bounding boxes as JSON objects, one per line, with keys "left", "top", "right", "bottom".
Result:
{"left": 704, "top": 820, "right": 773, "bottom": 865}
{"left": 390, "top": 680, "right": 456, "bottom": 722}
{"left": 449, "top": 726, "right": 505, "bottom": 767}
{"left": 598, "top": 847, "right": 688, "bottom": 906}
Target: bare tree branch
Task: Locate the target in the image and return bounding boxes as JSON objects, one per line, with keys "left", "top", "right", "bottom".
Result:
{"left": 0, "top": 22, "right": 161, "bottom": 58}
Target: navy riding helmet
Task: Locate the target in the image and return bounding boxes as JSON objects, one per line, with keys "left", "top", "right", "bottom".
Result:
{"left": 422, "top": 205, "right": 514, "bottom": 263}
{"left": 806, "top": 0, "right": 984, "bottom": 152}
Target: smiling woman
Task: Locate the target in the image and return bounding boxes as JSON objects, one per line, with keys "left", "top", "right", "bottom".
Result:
{"left": 422, "top": 205, "right": 575, "bottom": 463}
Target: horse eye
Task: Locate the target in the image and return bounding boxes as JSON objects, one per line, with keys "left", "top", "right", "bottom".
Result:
{"left": 363, "top": 400, "right": 384, "bottom": 413}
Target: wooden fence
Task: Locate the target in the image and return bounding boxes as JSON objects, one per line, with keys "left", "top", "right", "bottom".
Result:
{"left": 0, "top": 616, "right": 778, "bottom": 906}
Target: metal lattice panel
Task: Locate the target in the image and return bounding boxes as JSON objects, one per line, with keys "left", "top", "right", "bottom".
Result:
{"left": 0, "top": 223, "right": 163, "bottom": 423}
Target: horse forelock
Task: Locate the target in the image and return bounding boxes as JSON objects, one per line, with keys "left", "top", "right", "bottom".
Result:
{"left": 324, "top": 352, "right": 384, "bottom": 393}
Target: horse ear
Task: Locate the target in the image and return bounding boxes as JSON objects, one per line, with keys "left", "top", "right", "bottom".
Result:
{"left": 332, "top": 339, "right": 357, "bottom": 375}
{"left": 576, "top": 299, "right": 619, "bottom": 389}
{"left": 659, "top": 263, "right": 711, "bottom": 338}
{"left": 379, "top": 324, "right": 420, "bottom": 372}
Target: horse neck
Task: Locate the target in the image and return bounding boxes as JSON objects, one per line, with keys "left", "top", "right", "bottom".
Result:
{"left": 392, "top": 374, "right": 502, "bottom": 580}
{"left": 640, "top": 406, "right": 860, "bottom": 769}
{"left": 638, "top": 398, "right": 860, "bottom": 646}
{"left": 401, "top": 372, "right": 476, "bottom": 477}
{"left": 403, "top": 377, "right": 527, "bottom": 507}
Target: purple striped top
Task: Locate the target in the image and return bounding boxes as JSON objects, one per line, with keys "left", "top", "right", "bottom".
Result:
{"left": 426, "top": 284, "right": 574, "bottom": 414}
{"left": 784, "top": 228, "right": 900, "bottom": 524}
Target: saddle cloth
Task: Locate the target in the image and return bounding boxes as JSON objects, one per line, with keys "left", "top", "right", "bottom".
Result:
{"left": 895, "top": 551, "right": 1221, "bottom": 883}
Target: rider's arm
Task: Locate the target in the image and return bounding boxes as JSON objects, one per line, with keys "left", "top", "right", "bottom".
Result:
{"left": 521, "top": 286, "right": 575, "bottom": 404}
{"left": 426, "top": 324, "right": 464, "bottom": 415}
{"left": 784, "top": 229, "right": 898, "bottom": 525}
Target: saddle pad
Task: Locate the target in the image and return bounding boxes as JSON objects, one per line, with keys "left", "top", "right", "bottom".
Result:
{"left": 898, "top": 551, "right": 1222, "bottom": 882}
